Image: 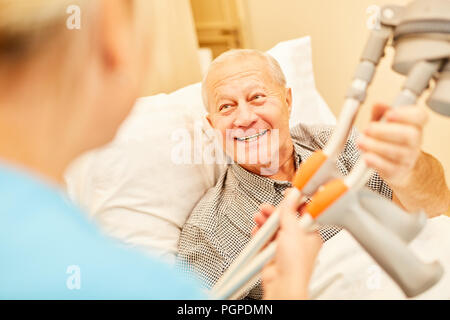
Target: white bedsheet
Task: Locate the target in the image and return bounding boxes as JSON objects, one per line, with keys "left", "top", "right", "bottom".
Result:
{"left": 310, "top": 215, "right": 450, "bottom": 299}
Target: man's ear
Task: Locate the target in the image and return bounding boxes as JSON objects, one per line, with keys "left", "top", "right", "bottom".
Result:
{"left": 286, "top": 87, "right": 293, "bottom": 115}
{"left": 98, "top": 0, "right": 131, "bottom": 72}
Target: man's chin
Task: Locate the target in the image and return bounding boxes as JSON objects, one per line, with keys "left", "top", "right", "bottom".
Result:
{"left": 235, "top": 149, "right": 278, "bottom": 165}
{"left": 235, "top": 159, "right": 281, "bottom": 176}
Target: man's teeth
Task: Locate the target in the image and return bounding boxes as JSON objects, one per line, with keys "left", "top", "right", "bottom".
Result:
{"left": 235, "top": 130, "right": 268, "bottom": 142}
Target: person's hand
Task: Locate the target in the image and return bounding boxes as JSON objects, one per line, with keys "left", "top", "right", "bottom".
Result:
{"left": 252, "top": 203, "right": 276, "bottom": 237}
{"left": 357, "top": 104, "right": 427, "bottom": 188}
{"left": 259, "top": 193, "right": 322, "bottom": 300}
{"left": 252, "top": 190, "right": 307, "bottom": 237}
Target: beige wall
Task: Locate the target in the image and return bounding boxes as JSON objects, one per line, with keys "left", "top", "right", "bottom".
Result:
{"left": 140, "top": 0, "right": 202, "bottom": 96}
{"left": 240, "top": 0, "right": 450, "bottom": 184}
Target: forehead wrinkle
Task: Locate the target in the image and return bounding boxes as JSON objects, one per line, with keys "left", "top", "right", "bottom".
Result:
{"left": 205, "top": 55, "right": 285, "bottom": 111}
{"left": 209, "top": 70, "right": 270, "bottom": 104}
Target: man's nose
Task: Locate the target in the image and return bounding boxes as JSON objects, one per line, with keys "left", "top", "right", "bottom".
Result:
{"left": 233, "top": 103, "right": 258, "bottom": 127}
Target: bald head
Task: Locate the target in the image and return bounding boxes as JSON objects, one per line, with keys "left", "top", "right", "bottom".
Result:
{"left": 202, "top": 49, "right": 286, "bottom": 112}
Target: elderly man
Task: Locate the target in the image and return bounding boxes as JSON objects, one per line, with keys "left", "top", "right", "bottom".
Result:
{"left": 177, "top": 49, "right": 450, "bottom": 299}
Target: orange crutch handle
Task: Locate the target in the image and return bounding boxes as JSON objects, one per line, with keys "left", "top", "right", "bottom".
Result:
{"left": 292, "top": 150, "right": 327, "bottom": 190}
{"left": 305, "top": 179, "right": 348, "bottom": 219}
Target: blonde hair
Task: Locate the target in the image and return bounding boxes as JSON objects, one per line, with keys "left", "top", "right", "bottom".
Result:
{"left": 201, "top": 49, "right": 287, "bottom": 111}
{"left": 0, "top": 0, "right": 87, "bottom": 56}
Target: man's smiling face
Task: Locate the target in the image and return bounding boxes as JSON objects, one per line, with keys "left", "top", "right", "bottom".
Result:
{"left": 205, "top": 53, "right": 293, "bottom": 174}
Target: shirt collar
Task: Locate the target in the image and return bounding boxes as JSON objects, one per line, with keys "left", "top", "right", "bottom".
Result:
{"left": 230, "top": 140, "right": 315, "bottom": 203}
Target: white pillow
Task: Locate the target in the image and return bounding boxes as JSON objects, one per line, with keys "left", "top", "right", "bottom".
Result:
{"left": 266, "top": 37, "right": 336, "bottom": 127}
{"left": 64, "top": 36, "right": 335, "bottom": 263}
{"left": 310, "top": 215, "right": 450, "bottom": 299}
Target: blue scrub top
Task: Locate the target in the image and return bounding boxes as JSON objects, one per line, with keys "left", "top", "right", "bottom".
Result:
{"left": 0, "top": 163, "right": 206, "bottom": 299}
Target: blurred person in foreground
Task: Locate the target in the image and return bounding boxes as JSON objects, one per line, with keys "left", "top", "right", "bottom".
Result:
{"left": 0, "top": 0, "right": 318, "bottom": 299}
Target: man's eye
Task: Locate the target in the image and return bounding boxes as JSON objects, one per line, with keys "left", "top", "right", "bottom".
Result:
{"left": 252, "top": 95, "right": 264, "bottom": 100}
{"left": 219, "top": 104, "right": 232, "bottom": 112}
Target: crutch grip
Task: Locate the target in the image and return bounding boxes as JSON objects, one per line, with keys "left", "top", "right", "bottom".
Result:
{"left": 358, "top": 189, "right": 427, "bottom": 242}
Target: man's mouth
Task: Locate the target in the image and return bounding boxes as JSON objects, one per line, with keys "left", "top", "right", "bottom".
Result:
{"left": 234, "top": 129, "right": 269, "bottom": 142}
